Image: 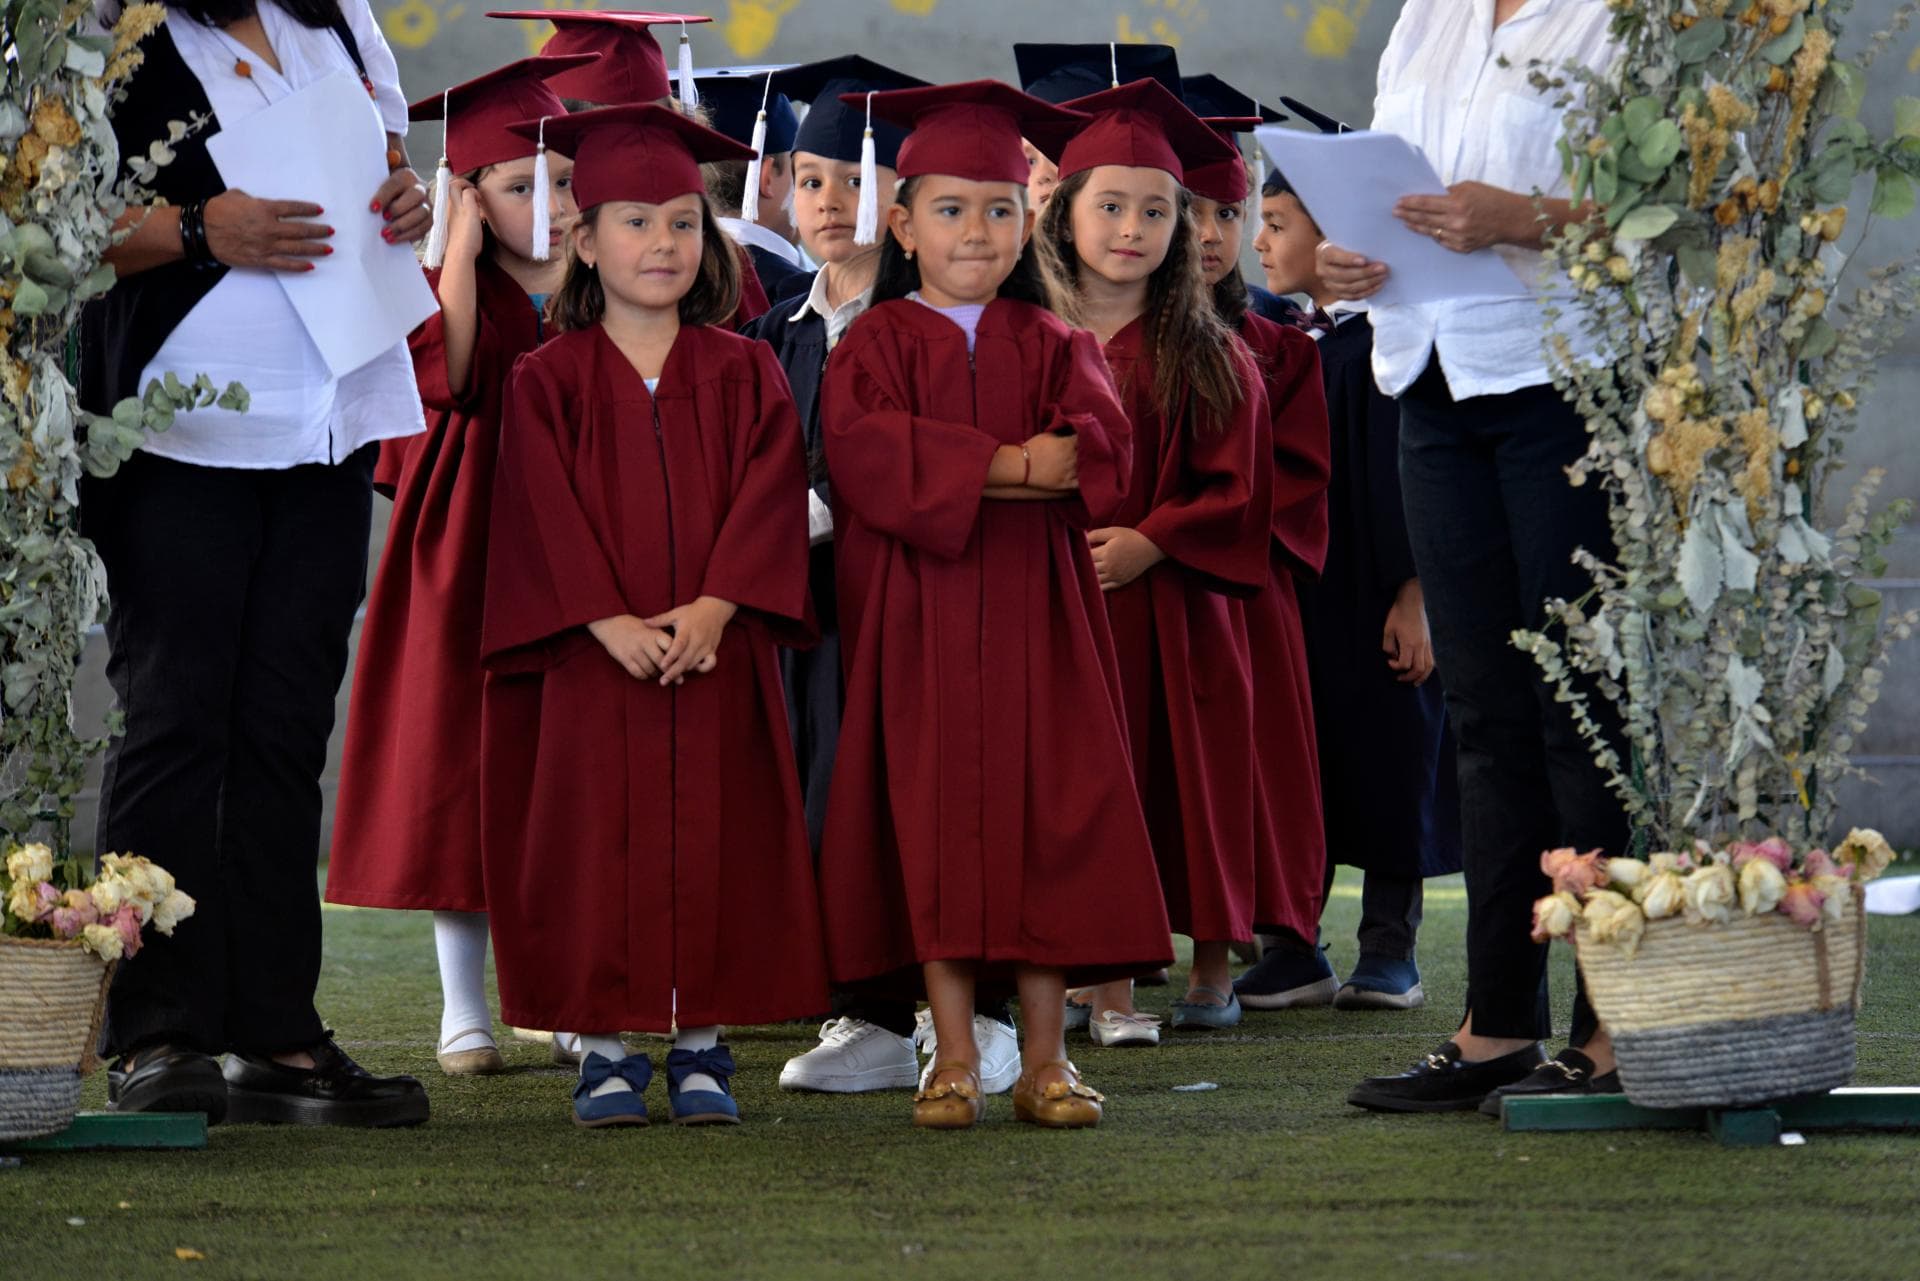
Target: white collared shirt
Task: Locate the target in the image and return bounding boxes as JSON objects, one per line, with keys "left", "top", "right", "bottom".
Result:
{"left": 130, "top": 1, "right": 424, "bottom": 469}
{"left": 790, "top": 267, "right": 872, "bottom": 351}
{"left": 718, "top": 216, "right": 804, "bottom": 270}
{"left": 1366, "top": 0, "right": 1619, "bottom": 400}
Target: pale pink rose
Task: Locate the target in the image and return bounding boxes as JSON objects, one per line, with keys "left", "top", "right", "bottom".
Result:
{"left": 1730, "top": 837, "right": 1793, "bottom": 872}
{"left": 1540, "top": 847, "right": 1609, "bottom": 897}
{"left": 110, "top": 904, "right": 144, "bottom": 958}
{"left": 1812, "top": 875, "right": 1852, "bottom": 924}
{"left": 1648, "top": 852, "right": 1687, "bottom": 876}
{"left": 50, "top": 889, "right": 101, "bottom": 939}
{"left": 1780, "top": 880, "right": 1827, "bottom": 929}
{"left": 1801, "top": 848, "right": 1841, "bottom": 880}
{"left": 1531, "top": 892, "right": 1581, "bottom": 943}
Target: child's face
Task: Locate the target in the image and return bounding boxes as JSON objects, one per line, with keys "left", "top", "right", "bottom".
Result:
{"left": 1190, "top": 194, "right": 1246, "bottom": 288}
{"left": 576, "top": 194, "right": 705, "bottom": 314}
{"left": 476, "top": 153, "right": 578, "bottom": 263}
{"left": 1021, "top": 138, "right": 1059, "bottom": 212}
{"left": 792, "top": 151, "right": 898, "bottom": 265}
{"left": 1254, "top": 192, "right": 1323, "bottom": 298}
{"left": 1069, "top": 164, "right": 1179, "bottom": 288}
{"left": 888, "top": 177, "right": 1032, "bottom": 309}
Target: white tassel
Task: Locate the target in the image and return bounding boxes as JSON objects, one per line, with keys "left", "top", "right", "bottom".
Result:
{"left": 530, "top": 116, "right": 551, "bottom": 263}
{"left": 742, "top": 111, "right": 768, "bottom": 224}
{"left": 1252, "top": 140, "right": 1265, "bottom": 200}
{"left": 422, "top": 155, "right": 453, "bottom": 268}
{"left": 677, "top": 24, "right": 699, "bottom": 111}
{"left": 1109, "top": 42, "right": 1120, "bottom": 89}
{"left": 853, "top": 98, "right": 878, "bottom": 246}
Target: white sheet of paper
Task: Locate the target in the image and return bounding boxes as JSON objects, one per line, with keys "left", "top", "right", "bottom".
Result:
{"left": 1254, "top": 127, "right": 1528, "bottom": 308}
{"left": 208, "top": 71, "right": 437, "bottom": 377}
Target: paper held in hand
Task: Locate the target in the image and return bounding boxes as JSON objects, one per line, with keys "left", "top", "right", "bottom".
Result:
{"left": 207, "top": 71, "right": 438, "bottom": 378}
{"left": 1253, "top": 127, "right": 1528, "bottom": 308}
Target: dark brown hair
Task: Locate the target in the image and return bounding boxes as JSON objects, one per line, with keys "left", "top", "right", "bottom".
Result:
{"left": 1038, "top": 168, "right": 1246, "bottom": 429}
{"left": 174, "top": 0, "right": 342, "bottom": 27}
{"left": 869, "top": 177, "right": 1063, "bottom": 311}
{"left": 546, "top": 195, "right": 742, "bottom": 333}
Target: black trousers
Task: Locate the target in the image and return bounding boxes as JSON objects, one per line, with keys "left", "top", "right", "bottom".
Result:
{"left": 1398, "top": 360, "right": 1627, "bottom": 1043}
{"left": 1317, "top": 860, "right": 1424, "bottom": 962}
{"left": 84, "top": 446, "right": 376, "bottom": 1059}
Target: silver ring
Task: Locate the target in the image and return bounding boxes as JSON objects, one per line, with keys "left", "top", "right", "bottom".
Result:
{"left": 1431, "top": 226, "right": 1443, "bottom": 240}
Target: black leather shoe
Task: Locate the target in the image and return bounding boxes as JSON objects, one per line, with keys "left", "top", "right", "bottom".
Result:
{"left": 1347, "top": 1040, "right": 1547, "bottom": 1113}
{"left": 107, "top": 1043, "right": 229, "bottom": 1123}
{"left": 223, "top": 1035, "right": 429, "bottom": 1128}
{"left": 1477, "top": 1047, "right": 1622, "bottom": 1117}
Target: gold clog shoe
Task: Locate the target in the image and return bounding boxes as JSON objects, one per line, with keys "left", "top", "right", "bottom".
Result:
{"left": 913, "top": 1062, "right": 983, "bottom": 1130}
{"left": 436, "top": 1028, "right": 507, "bottom": 1076}
{"left": 1012, "top": 1059, "right": 1104, "bottom": 1129}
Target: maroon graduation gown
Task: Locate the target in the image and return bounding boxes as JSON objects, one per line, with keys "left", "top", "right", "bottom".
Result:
{"left": 819, "top": 298, "right": 1171, "bottom": 990}
{"left": 734, "top": 243, "right": 770, "bottom": 328}
{"left": 1236, "top": 311, "right": 1333, "bottom": 941}
{"left": 327, "top": 259, "right": 538, "bottom": 912}
{"left": 1099, "top": 317, "right": 1273, "bottom": 944}
{"left": 479, "top": 322, "right": 828, "bottom": 1032}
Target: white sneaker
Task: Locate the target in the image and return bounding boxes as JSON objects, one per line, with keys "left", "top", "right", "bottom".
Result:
{"left": 779, "top": 1018, "right": 918, "bottom": 1092}
{"left": 1090, "top": 1009, "right": 1162, "bottom": 1048}
{"left": 914, "top": 1009, "right": 1021, "bottom": 1095}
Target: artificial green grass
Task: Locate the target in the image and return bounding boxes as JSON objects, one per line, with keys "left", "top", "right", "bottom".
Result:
{"left": 5, "top": 869, "right": 1920, "bottom": 1280}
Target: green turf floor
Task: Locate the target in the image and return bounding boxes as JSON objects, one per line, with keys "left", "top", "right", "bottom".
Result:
{"left": 5, "top": 868, "right": 1920, "bottom": 1280}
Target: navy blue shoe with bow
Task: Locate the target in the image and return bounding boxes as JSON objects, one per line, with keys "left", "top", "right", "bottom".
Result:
{"left": 666, "top": 1045, "right": 741, "bottom": 1126}
{"left": 572, "top": 1051, "right": 653, "bottom": 1129}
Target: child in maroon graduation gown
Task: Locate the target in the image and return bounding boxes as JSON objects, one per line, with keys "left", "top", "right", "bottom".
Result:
{"left": 480, "top": 104, "right": 826, "bottom": 1129}
{"left": 819, "top": 81, "right": 1170, "bottom": 1130}
{"left": 326, "top": 55, "right": 587, "bottom": 1077}
{"left": 1181, "top": 108, "right": 1340, "bottom": 1007}
{"left": 1034, "top": 80, "right": 1274, "bottom": 1043}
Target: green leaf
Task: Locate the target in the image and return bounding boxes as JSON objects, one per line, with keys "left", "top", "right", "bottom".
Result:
{"left": 1896, "top": 97, "right": 1920, "bottom": 142}
{"left": 1759, "top": 14, "right": 1805, "bottom": 64}
{"left": 1572, "top": 153, "right": 1593, "bottom": 206}
{"left": 1678, "top": 244, "right": 1718, "bottom": 290}
{"left": 1675, "top": 17, "right": 1727, "bottom": 63}
{"left": 11, "top": 277, "right": 49, "bottom": 317}
{"left": 110, "top": 397, "right": 143, "bottom": 430}
{"left": 1821, "top": 63, "right": 1865, "bottom": 120}
{"left": 1614, "top": 204, "right": 1679, "bottom": 241}
{"left": 75, "top": 263, "right": 116, "bottom": 301}
{"left": 217, "top": 382, "right": 251, "bottom": 413}
{"left": 1617, "top": 146, "right": 1665, "bottom": 184}
{"left": 1798, "top": 315, "right": 1837, "bottom": 360}
{"left": 1810, "top": 145, "right": 1858, "bottom": 203}
{"left": 1636, "top": 119, "right": 1683, "bottom": 170}
{"left": 1622, "top": 97, "right": 1663, "bottom": 143}
{"left": 1594, "top": 150, "right": 1620, "bottom": 205}
{"left": 1871, "top": 167, "right": 1915, "bottom": 219}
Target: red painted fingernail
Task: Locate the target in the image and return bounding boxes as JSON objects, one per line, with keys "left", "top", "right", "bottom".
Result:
{"left": 315, "top": 206, "right": 324, "bottom": 215}
{"left": 370, "top": 199, "right": 380, "bottom": 213}
{"left": 321, "top": 245, "right": 333, "bottom": 256}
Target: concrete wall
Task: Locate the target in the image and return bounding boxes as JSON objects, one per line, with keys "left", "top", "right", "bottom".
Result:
{"left": 66, "top": 1, "right": 1920, "bottom": 852}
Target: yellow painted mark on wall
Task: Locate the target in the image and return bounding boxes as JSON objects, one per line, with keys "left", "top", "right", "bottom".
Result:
{"left": 889, "top": 0, "right": 940, "bottom": 14}
{"left": 1302, "top": 0, "right": 1370, "bottom": 61}
{"left": 382, "top": 0, "right": 466, "bottom": 51}
{"left": 1908, "top": 40, "right": 1920, "bottom": 75}
{"left": 724, "top": 0, "right": 800, "bottom": 58}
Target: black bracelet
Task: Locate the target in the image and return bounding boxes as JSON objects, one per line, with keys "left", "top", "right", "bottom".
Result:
{"left": 179, "top": 199, "right": 219, "bottom": 271}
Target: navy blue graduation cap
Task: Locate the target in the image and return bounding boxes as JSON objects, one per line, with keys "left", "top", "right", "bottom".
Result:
{"left": 1181, "top": 74, "right": 1286, "bottom": 125}
{"left": 1013, "top": 42, "right": 1181, "bottom": 106}
{"left": 770, "top": 55, "right": 927, "bottom": 167}
{"left": 694, "top": 65, "right": 799, "bottom": 154}
{"left": 1279, "top": 95, "right": 1353, "bottom": 135}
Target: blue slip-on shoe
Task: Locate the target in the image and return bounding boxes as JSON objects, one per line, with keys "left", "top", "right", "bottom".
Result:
{"left": 1170, "top": 986, "right": 1244, "bottom": 1031}
{"left": 572, "top": 1051, "right": 653, "bottom": 1128}
{"left": 666, "top": 1045, "right": 741, "bottom": 1126}
{"left": 1334, "top": 955, "right": 1426, "bottom": 1011}
{"left": 1233, "top": 945, "right": 1339, "bottom": 1010}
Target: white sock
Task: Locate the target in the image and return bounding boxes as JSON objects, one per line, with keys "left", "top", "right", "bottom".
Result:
{"left": 674, "top": 1025, "right": 722, "bottom": 1094}
{"left": 433, "top": 911, "right": 493, "bottom": 1053}
{"left": 579, "top": 1034, "right": 632, "bottom": 1097}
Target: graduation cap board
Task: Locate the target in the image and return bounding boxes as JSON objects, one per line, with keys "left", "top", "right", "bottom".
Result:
{"left": 692, "top": 65, "right": 798, "bottom": 225}
{"left": 409, "top": 54, "right": 597, "bottom": 267}
{"left": 1045, "top": 76, "right": 1239, "bottom": 187}
{"left": 487, "top": 10, "right": 710, "bottom": 108}
{"left": 1280, "top": 95, "right": 1354, "bottom": 135}
{"left": 1014, "top": 42, "right": 1181, "bottom": 106}
{"left": 769, "top": 55, "right": 928, "bottom": 245}
{"left": 853, "top": 80, "right": 1088, "bottom": 187}
{"left": 1180, "top": 75, "right": 1286, "bottom": 205}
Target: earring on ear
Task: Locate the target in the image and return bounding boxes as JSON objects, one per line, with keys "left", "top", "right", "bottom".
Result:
{"left": 904, "top": 247, "right": 914, "bottom": 261}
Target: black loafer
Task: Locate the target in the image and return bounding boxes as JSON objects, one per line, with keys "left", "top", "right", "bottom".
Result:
{"left": 1347, "top": 1040, "right": 1547, "bottom": 1113}
{"left": 223, "top": 1034, "right": 429, "bottom": 1128}
{"left": 1477, "top": 1047, "right": 1622, "bottom": 1117}
{"left": 107, "top": 1043, "right": 229, "bottom": 1123}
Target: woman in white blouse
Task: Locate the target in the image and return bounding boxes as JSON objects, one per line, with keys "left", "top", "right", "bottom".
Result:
{"left": 1320, "top": 0, "right": 1631, "bottom": 1116}
{"left": 80, "top": 0, "right": 431, "bottom": 1129}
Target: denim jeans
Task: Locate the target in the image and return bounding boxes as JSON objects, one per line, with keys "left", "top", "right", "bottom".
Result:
{"left": 1398, "top": 358, "right": 1627, "bottom": 1043}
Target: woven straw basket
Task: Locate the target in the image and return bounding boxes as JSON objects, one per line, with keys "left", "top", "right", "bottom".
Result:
{"left": 0, "top": 936, "right": 113, "bottom": 1142}
{"left": 1575, "top": 888, "right": 1866, "bottom": 1109}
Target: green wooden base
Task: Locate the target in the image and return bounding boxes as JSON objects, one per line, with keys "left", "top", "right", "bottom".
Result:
{"left": 1504, "top": 1088, "right": 1920, "bottom": 1146}
{"left": 3, "top": 1111, "right": 207, "bottom": 1152}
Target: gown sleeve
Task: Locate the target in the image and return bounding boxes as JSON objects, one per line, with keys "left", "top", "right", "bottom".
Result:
{"left": 1133, "top": 345, "right": 1274, "bottom": 598}
{"left": 698, "top": 341, "right": 816, "bottom": 646}
{"left": 480, "top": 351, "right": 631, "bottom": 674}
{"left": 822, "top": 323, "right": 1002, "bottom": 561}
{"left": 1039, "top": 327, "right": 1133, "bottom": 529}
{"left": 1264, "top": 328, "right": 1333, "bottom": 580}
{"left": 1358, "top": 333, "right": 1418, "bottom": 594}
